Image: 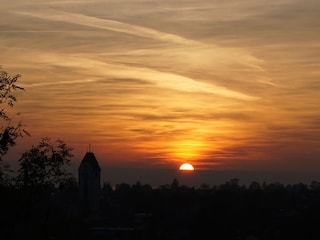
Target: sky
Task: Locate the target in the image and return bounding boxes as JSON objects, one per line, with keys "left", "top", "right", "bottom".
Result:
{"left": 1, "top": 0, "right": 320, "bottom": 186}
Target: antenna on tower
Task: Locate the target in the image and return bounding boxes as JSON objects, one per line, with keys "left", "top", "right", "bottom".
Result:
{"left": 88, "top": 144, "right": 91, "bottom": 153}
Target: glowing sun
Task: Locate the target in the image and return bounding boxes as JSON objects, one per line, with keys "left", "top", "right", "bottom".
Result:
{"left": 179, "top": 163, "right": 195, "bottom": 171}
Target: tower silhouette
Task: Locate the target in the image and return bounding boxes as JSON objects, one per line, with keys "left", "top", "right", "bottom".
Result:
{"left": 78, "top": 150, "right": 101, "bottom": 217}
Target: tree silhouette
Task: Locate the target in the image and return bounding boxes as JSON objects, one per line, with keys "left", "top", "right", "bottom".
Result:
{"left": 0, "top": 67, "right": 29, "bottom": 185}
{"left": 17, "top": 137, "right": 73, "bottom": 189}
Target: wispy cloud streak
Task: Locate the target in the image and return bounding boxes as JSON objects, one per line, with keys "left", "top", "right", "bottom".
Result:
{"left": 16, "top": 9, "right": 204, "bottom": 45}
{"left": 20, "top": 51, "right": 257, "bottom": 100}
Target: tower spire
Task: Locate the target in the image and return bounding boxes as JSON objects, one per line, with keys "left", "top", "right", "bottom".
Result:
{"left": 78, "top": 150, "right": 101, "bottom": 218}
{"left": 89, "top": 144, "right": 91, "bottom": 153}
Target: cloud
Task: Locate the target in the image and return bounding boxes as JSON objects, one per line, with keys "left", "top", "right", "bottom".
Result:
{"left": 15, "top": 8, "right": 204, "bottom": 45}
{"left": 28, "top": 78, "right": 97, "bottom": 87}
{"left": 2, "top": 2, "right": 277, "bottom": 108}
{"left": 18, "top": 50, "right": 257, "bottom": 100}
{"left": 14, "top": 6, "right": 263, "bottom": 66}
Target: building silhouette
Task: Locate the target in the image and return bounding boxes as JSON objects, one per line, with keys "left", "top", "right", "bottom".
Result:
{"left": 78, "top": 150, "right": 101, "bottom": 218}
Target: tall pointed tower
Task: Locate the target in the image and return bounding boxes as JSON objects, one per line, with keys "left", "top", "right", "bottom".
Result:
{"left": 78, "top": 150, "right": 101, "bottom": 217}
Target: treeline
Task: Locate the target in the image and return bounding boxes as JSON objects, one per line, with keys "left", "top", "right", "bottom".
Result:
{"left": 100, "top": 179, "right": 320, "bottom": 240}
{"left": 2, "top": 178, "right": 320, "bottom": 239}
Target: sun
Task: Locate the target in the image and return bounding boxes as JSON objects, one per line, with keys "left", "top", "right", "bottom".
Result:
{"left": 179, "top": 163, "right": 195, "bottom": 171}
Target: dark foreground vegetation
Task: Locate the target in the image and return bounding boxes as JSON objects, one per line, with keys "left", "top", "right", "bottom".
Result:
{"left": 2, "top": 178, "right": 320, "bottom": 240}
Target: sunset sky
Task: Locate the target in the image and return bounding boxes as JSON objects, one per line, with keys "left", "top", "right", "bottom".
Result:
{"left": 1, "top": 0, "right": 320, "bottom": 186}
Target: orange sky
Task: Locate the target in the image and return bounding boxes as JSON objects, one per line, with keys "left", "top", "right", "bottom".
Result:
{"left": 1, "top": 0, "right": 320, "bottom": 182}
